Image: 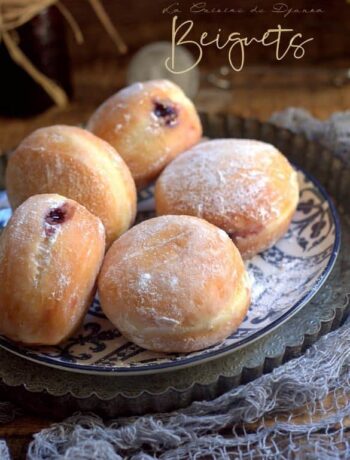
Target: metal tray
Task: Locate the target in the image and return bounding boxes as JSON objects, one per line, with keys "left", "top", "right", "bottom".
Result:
{"left": 0, "top": 114, "right": 348, "bottom": 417}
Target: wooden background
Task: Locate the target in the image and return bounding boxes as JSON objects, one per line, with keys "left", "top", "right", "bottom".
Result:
{"left": 1, "top": 0, "right": 350, "bottom": 152}
{"left": 65, "top": 0, "right": 350, "bottom": 67}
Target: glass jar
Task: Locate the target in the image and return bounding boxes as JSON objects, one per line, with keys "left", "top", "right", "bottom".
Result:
{"left": 0, "top": 6, "right": 72, "bottom": 117}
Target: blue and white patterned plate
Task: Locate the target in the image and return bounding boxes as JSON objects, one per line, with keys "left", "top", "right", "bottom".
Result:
{"left": 0, "top": 168, "right": 341, "bottom": 375}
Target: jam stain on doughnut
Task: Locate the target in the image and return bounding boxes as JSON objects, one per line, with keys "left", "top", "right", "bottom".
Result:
{"left": 44, "top": 203, "right": 75, "bottom": 237}
{"left": 228, "top": 223, "right": 263, "bottom": 240}
{"left": 153, "top": 100, "right": 179, "bottom": 127}
{"left": 46, "top": 208, "right": 66, "bottom": 225}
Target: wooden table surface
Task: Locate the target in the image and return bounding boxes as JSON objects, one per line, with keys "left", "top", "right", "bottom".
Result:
{"left": 1, "top": 61, "right": 350, "bottom": 152}
{"left": 1, "top": 61, "right": 350, "bottom": 459}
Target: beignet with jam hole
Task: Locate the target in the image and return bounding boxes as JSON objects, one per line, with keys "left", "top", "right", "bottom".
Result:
{"left": 5, "top": 125, "right": 137, "bottom": 248}
{"left": 87, "top": 80, "right": 202, "bottom": 189}
{"left": 0, "top": 194, "right": 105, "bottom": 345}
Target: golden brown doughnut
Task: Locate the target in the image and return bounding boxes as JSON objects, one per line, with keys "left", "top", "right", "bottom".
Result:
{"left": 87, "top": 79, "right": 202, "bottom": 189}
{"left": 98, "top": 215, "right": 251, "bottom": 353}
{"left": 155, "top": 139, "right": 299, "bottom": 259}
{"left": 0, "top": 194, "right": 105, "bottom": 345}
{"left": 6, "top": 125, "right": 137, "bottom": 248}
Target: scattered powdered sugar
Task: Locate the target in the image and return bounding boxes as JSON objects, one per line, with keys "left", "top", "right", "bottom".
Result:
{"left": 50, "top": 132, "right": 64, "bottom": 143}
{"left": 6, "top": 196, "right": 66, "bottom": 290}
{"left": 21, "top": 128, "right": 63, "bottom": 152}
{"left": 50, "top": 272, "right": 71, "bottom": 300}
{"left": 217, "top": 228, "right": 229, "bottom": 242}
{"left": 26, "top": 145, "right": 45, "bottom": 152}
{"left": 96, "top": 220, "right": 106, "bottom": 241}
{"left": 114, "top": 123, "right": 123, "bottom": 132}
{"left": 112, "top": 101, "right": 127, "bottom": 111}
{"left": 155, "top": 316, "right": 180, "bottom": 327}
{"left": 103, "top": 215, "right": 238, "bottom": 329}
{"left": 150, "top": 111, "right": 159, "bottom": 123}
{"left": 246, "top": 256, "right": 321, "bottom": 319}
{"left": 158, "top": 139, "right": 295, "bottom": 229}
{"left": 169, "top": 276, "right": 179, "bottom": 288}
{"left": 196, "top": 203, "right": 205, "bottom": 217}
{"left": 33, "top": 211, "right": 65, "bottom": 288}
{"left": 145, "top": 119, "right": 161, "bottom": 134}
{"left": 244, "top": 270, "right": 252, "bottom": 291}
{"left": 139, "top": 273, "right": 152, "bottom": 291}
{"left": 247, "top": 270, "right": 263, "bottom": 299}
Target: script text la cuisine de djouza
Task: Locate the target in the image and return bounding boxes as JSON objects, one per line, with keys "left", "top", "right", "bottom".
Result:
{"left": 163, "top": 3, "right": 320, "bottom": 73}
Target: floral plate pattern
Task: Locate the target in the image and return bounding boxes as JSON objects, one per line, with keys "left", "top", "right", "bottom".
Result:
{"left": 0, "top": 168, "right": 340, "bottom": 375}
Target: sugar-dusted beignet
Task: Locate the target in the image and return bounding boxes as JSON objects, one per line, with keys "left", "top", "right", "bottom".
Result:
{"left": 155, "top": 139, "right": 299, "bottom": 258}
{"left": 0, "top": 194, "right": 105, "bottom": 345}
{"left": 6, "top": 125, "right": 137, "bottom": 247}
{"left": 98, "top": 215, "right": 251, "bottom": 353}
{"left": 87, "top": 80, "right": 202, "bottom": 189}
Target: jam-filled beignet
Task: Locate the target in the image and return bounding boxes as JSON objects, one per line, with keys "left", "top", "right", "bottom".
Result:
{"left": 6, "top": 125, "right": 137, "bottom": 248}
{"left": 0, "top": 194, "right": 105, "bottom": 345}
{"left": 87, "top": 79, "right": 202, "bottom": 189}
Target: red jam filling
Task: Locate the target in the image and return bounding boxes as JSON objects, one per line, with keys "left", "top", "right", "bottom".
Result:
{"left": 44, "top": 203, "right": 74, "bottom": 237}
{"left": 153, "top": 100, "right": 178, "bottom": 127}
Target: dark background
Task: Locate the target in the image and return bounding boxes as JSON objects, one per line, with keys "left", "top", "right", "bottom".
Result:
{"left": 65, "top": 0, "right": 350, "bottom": 68}
{"left": 1, "top": 0, "right": 350, "bottom": 151}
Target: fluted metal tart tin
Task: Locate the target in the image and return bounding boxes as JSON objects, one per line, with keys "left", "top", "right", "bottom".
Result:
{"left": 0, "top": 114, "right": 348, "bottom": 417}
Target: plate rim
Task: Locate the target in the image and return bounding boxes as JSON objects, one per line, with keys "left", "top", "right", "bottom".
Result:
{"left": 0, "top": 166, "right": 341, "bottom": 376}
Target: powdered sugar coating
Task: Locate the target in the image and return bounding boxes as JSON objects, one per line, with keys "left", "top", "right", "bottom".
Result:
{"left": 156, "top": 139, "right": 299, "bottom": 256}
{"left": 6, "top": 125, "right": 137, "bottom": 248}
{"left": 87, "top": 79, "right": 202, "bottom": 189}
{"left": 0, "top": 194, "right": 106, "bottom": 345}
{"left": 98, "top": 215, "right": 250, "bottom": 353}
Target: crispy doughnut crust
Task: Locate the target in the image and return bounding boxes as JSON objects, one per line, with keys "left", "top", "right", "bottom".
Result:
{"left": 98, "top": 215, "right": 251, "bottom": 353}
{"left": 0, "top": 194, "right": 105, "bottom": 345}
{"left": 155, "top": 139, "right": 299, "bottom": 258}
{"left": 5, "top": 125, "right": 137, "bottom": 247}
{"left": 87, "top": 80, "right": 202, "bottom": 189}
